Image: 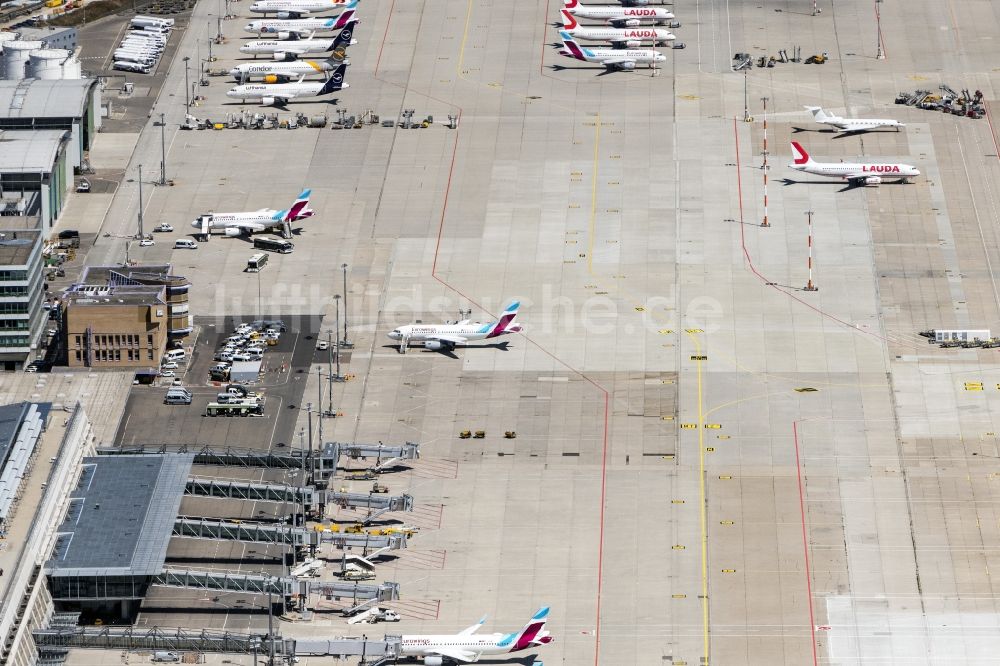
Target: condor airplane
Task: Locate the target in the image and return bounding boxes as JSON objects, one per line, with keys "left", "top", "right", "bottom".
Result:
{"left": 240, "top": 16, "right": 357, "bottom": 59}
{"left": 192, "top": 189, "right": 313, "bottom": 238}
{"left": 788, "top": 141, "right": 919, "bottom": 187}
{"left": 400, "top": 606, "right": 553, "bottom": 664}
{"left": 804, "top": 106, "right": 905, "bottom": 133}
{"left": 227, "top": 63, "right": 348, "bottom": 105}
{"left": 244, "top": 6, "right": 355, "bottom": 37}
{"left": 559, "top": 30, "right": 665, "bottom": 70}
{"left": 560, "top": 9, "right": 674, "bottom": 46}
{"left": 563, "top": 0, "right": 674, "bottom": 26}
{"left": 387, "top": 301, "right": 522, "bottom": 353}
{"left": 248, "top": 0, "right": 354, "bottom": 18}
{"left": 229, "top": 56, "right": 345, "bottom": 82}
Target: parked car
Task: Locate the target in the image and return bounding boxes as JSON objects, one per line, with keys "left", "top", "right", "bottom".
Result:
{"left": 316, "top": 340, "right": 329, "bottom": 351}
{"left": 58, "top": 229, "right": 79, "bottom": 240}
{"left": 155, "top": 223, "right": 174, "bottom": 232}
{"left": 75, "top": 179, "right": 91, "bottom": 193}
{"left": 159, "top": 370, "right": 176, "bottom": 378}
{"left": 160, "top": 361, "right": 179, "bottom": 370}
{"left": 139, "top": 238, "right": 155, "bottom": 247}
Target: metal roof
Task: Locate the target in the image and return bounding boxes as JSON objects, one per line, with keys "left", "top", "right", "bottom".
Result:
{"left": 0, "top": 129, "right": 68, "bottom": 174}
{"left": 0, "top": 403, "right": 29, "bottom": 470}
{"left": 0, "top": 78, "right": 96, "bottom": 119}
{"left": 47, "top": 454, "right": 194, "bottom": 578}
{"left": 0, "top": 227, "right": 40, "bottom": 267}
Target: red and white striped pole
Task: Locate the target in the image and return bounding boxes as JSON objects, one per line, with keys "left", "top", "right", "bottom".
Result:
{"left": 804, "top": 210, "right": 818, "bottom": 291}
{"left": 761, "top": 96, "right": 770, "bottom": 228}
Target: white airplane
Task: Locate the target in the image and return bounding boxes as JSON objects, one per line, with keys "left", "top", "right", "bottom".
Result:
{"left": 400, "top": 606, "right": 553, "bottom": 664}
{"left": 804, "top": 106, "right": 905, "bottom": 133}
{"left": 249, "top": 0, "right": 355, "bottom": 18}
{"left": 563, "top": 0, "right": 674, "bottom": 26}
{"left": 788, "top": 141, "right": 920, "bottom": 187}
{"left": 240, "top": 15, "right": 357, "bottom": 59}
{"left": 560, "top": 9, "right": 674, "bottom": 46}
{"left": 192, "top": 189, "right": 313, "bottom": 237}
{"left": 245, "top": 12, "right": 352, "bottom": 36}
{"left": 387, "top": 301, "right": 522, "bottom": 353}
{"left": 226, "top": 63, "right": 349, "bottom": 106}
{"left": 559, "top": 30, "right": 665, "bottom": 70}
{"left": 229, "top": 56, "right": 345, "bottom": 82}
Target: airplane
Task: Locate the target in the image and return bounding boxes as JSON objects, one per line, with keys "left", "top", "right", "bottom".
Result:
{"left": 191, "top": 188, "right": 313, "bottom": 238}
{"left": 244, "top": 6, "right": 355, "bottom": 37}
{"left": 240, "top": 15, "right": 357, "bottom": 59}
{"left": 788, "top": 141, "right": 919, "bottom": 187}
{"left": 563, "top": 0, "right": 674, "bottom": 26}
{"left": 248, "top": 0, "right": 355, "bottom": 18}
{"left": 400, "top": 606, "right": 553, "bottom": 664}
{"left": 559, "top": 30, "right": 665, "bottom": 70}
{"left": 226, "top": 63, "right": 349, "bottom": 106}
{"left": 560, "top": 9, "right": 674, "bottom": 47}
{"left": 804, "top": 106, "right": 905, "bottom": 133}
{"left": 229, "top": 56, "right": 346, "bottom": 82}
{"left": 387, "top": 300, "right": 522, "bottom": 353}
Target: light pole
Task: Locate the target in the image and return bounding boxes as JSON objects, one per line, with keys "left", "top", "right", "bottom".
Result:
{"left": 875, "top": 0, "right": 885, "bottom": 60}
{"left": 158, "top": 113, "right": 166, "bottom": 185}
{"left": 333, "top": 295, "right": 343, "bottom": 381}
{"left": 183, "top": 56, "right": 190, "bottom": 108}
{"left": 743, "top": 68, "right": 751, "bottom": 122}
{"left": 340, "top": 263, "right": 351, "bottom": 347}
{"left": 137, "top": 164, "right": 144, "bottom": 238}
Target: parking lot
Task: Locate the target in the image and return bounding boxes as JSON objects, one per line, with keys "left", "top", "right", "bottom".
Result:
{"left": 113, "top": 314, "right": 324, "bottom": 450}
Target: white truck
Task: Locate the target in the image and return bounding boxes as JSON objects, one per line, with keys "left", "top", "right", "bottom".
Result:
{"left": 346, "top": 607, "right": 401, "bottom": 625}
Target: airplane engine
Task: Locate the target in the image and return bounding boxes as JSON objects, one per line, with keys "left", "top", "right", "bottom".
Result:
{"left": 612, "top": 18, "right": 642, "bottom": 26}
{"left": 273, "top": 31, "right": 292, "bottom": 39}
{"left": 624, "top": 39, "right": 641, "bottom": 48}
{"left": 273, "top": 51, "right": 297, "bottom": 61}
{"left": 422, "top": 658, "right": 444, "bottom": 666}
{"left": 262, "top": 96, "right": 276, "bottom": 106}
{"left": 275, "top": 11, "right": 297, "bottom": 19}
{"left": 863, "top": 176, "right": 882, "bottom": 186}
{"left": 224, "top": 227, "right": 244, "bottom": 237}
{"left": 263, "top": 74, "right": 280, "bottom": 83}
{"left": 618, "top": 61, "right": 637, "bottom": 70}
{"left": 423, "top": 340, "right": 445, "bottom": 351}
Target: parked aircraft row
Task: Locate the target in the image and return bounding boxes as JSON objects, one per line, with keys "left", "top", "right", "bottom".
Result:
{"left": 227, "top": 0, "right": 359, "bottom": 103}
{"left": 556, "top": 0, "right": 676, "bottom": 70}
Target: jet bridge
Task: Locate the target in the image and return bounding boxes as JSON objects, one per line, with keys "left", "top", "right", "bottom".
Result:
{"left": 152, "top": 569, "right": 400, "bottom": 613}
{"left": 100, "top": 440, "right": 421, "bottom": 477}
{"left": 185, "top": 478, "right": 414, "bottom": 522}
{"left": 173, "top": 518, "right": 407, "bottom": 554}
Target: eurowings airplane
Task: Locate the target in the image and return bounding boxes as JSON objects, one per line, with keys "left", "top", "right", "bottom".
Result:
{"left": 240, "top": 15, "right": 357, "bottom": 59}
{"left": 560, "top": 9, "right": 674, "bottom": 46}
{"left": 559, "top": 30, "right": 665, "bottom": 70}
{"left": 248, "top": 0, "right": 355, "bottom": 18}
{"left": 244, "top": 6, "right": 355, "bottom": 37}
{"left": 229, "top": 56, "right": 346, "bottom": 83}
{"left": 400, "top": 606, "right": 553, "bottom": 664}
{"left": 788, "top": 141, "right": 919, "bottom": 186}
{"left": 387, "top": 301, "right": 522, "bottom": 352}
{"left": 563, "top": 0, "right": 674, "bottom": 26}
{"left": 804, "top": 106, "right": 905, "bottom": 133}
{"left": 192, "top": 189, "right": 313, "bottom": 238}
{"left": 226, "top": 63, "right": 349, "bottom": 106}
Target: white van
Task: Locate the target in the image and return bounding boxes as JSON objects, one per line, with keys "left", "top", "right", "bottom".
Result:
{"left": 174, "top": 239, "right": 197, "bottom": 249}
{"left": 163, "top": 349, "right": 186, "bottom": 362}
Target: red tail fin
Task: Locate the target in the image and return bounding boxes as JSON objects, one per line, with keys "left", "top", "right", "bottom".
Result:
{"left": 790, "top": 141, "right": 810, "bottom": 165}
{"left": 560, "top": 9, "right": 577, "bottom": 28}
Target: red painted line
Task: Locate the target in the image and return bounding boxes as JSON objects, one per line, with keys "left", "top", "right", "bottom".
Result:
{"left": 874, "top": 1, "right": 888, "bottom": 59}
{"left": 984, "top": 101, "right": 1000, "bottom": 160}
{"left": 793, "top": 421, "right": 820, "bottom": 666}
{"left": 373, "top": 0, "right": 396, "bottom": 77}
{"left": 430, "top": 92, "right": 610, "bottom": 666}
{"left": 731, "top": 118, "right": 891, "bottom": 344}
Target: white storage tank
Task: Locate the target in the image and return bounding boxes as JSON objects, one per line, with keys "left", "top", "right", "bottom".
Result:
{"left": 0, "top": 32, "right": 18, "bottom": 78}
{"left": 28, "top": 49, "right": 68, "bottom": 79}
{"left": 61, "top": 54, "right": 81, "bottom": 79}
{"left": 2, "top": 40, "right": 43, "bottom": 81}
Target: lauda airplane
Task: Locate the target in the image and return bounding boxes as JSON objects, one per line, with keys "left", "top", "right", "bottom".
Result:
{"left": 560, "top": 9, "right": 674, "bottom": 47}
{"left": 788, "top": 142, "right": 919, "bottom": 187}
{"left": 563, "top": 0, "right": 674, "bottom": 26}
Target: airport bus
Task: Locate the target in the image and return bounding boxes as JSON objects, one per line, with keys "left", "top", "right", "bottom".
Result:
{"left": 205, "top": 402, "right": 263, "bottom": 417}
{"left": 253, "top": 236, "right": 294, "bottom": 254}
{"left": 246, "top": 253, "right": 268, "bottom": 272}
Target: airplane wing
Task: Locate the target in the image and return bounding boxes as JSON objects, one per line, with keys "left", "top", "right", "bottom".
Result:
{"left": 421, "top": 648, "right": 479, "bottom": 663}
{"left": 226, "top": 221, "right": 267, "bottom": 232}
{"left": 836, "top": 122, "right": 867, "bottom": 132}
{"left": 600, "top": 58, "right": 637, "bottom": 69}
{"left": 428, "top": 334, "right": 469, "bottom": 345}
{"left": 457, "top": 616, "right": 487, "bottom": 636}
